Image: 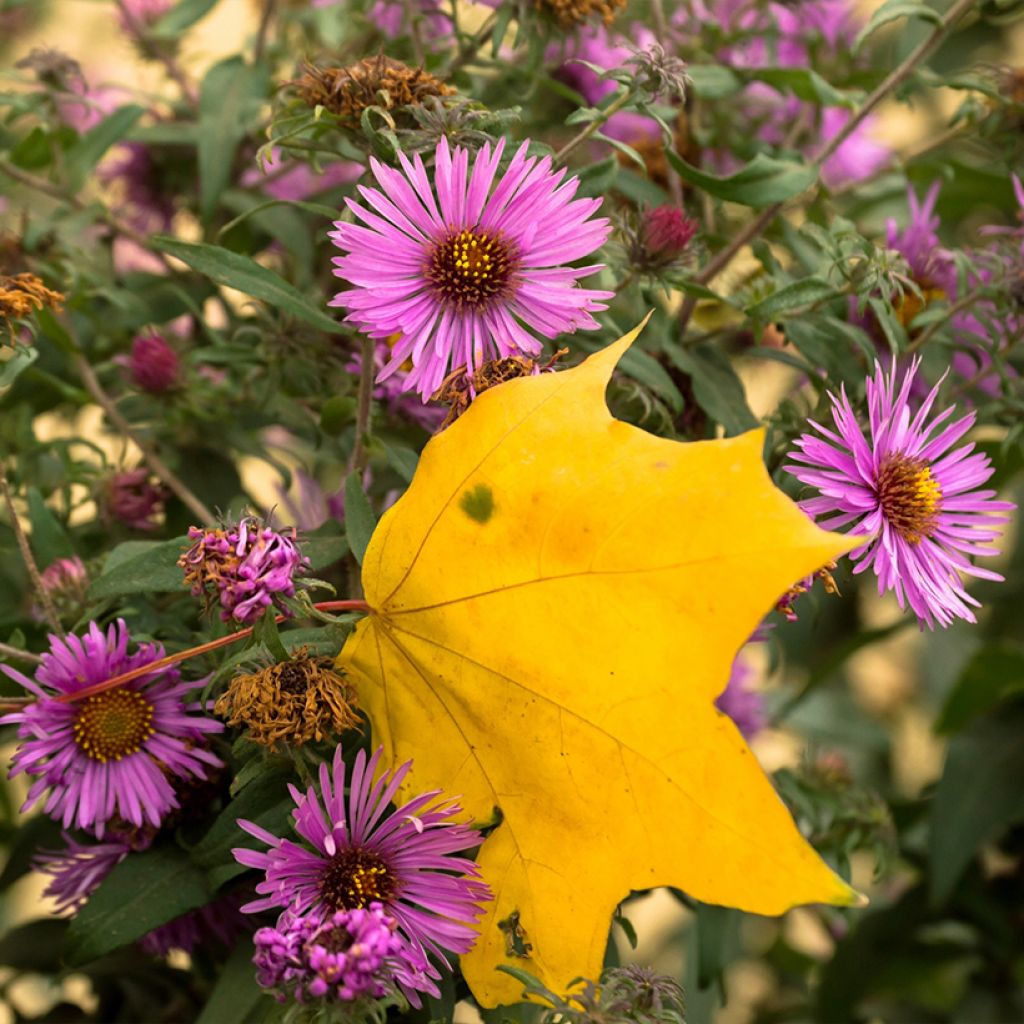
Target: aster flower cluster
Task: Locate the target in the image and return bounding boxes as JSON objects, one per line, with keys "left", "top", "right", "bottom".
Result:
{"left": 179, "top": 516, "right": 310, "bottom": 624}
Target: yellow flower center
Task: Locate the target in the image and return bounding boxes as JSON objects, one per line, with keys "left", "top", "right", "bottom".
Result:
{"left": 320, "top": 847, "right": 396, "bottom": 911}
{"left": 877, "top": 453, "right": 942, "bottom": 544}
{"left": 428, "top": 229, "right": 517, "bottom": 311}
{"left": 72, "top": 688, "right": 156, "bottom": 762}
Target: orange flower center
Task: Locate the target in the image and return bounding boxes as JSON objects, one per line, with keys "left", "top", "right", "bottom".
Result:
{"left": 877, "top": 453, "right": 942, "bottom": 545}
{"left": 319, "top": 847, "right": 396, "bottom": 910}
{"left": 428, "top": 229, "right": 517, "bottom": 311}
{"left": 72, "top": 687, "right": 155, "bottom": 762}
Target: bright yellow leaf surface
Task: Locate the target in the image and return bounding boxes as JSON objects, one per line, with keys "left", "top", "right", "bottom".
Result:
{"left": 338, "top": 322, "right": 862, "bottom": 1007}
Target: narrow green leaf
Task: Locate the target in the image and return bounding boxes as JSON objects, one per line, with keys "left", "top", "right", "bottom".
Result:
{"left": 27, "top": 487, "right": 74, "bottom": 565}
{"left": 686, "top": 65, "right": 742, "bottom": 99}
{"left": 747, "top": 279, "right": 839, "bottom": 319}
{"left": 0, "top": 919, "right": 69, "bottom": 971}
{"left": 382, "top": 443, "right": 420, "bottom": 483}
{"left": 65, "top": 104, "right": 144, "bottom": 192}
{"left": 217, "top": 195, "right": 339, "bottom": 241}
{"left": 667, "top": 344, "right": 759, "bottom": 435}
{"left": 936, "top": 644, "right": 1024, "bottom": 734}
{"left": 302, "top": 534, "right": 348, "bottom": 571}
{"left": 855, "top": 0, "right": 943, "bottom": 50}
{"left": 66, "top": 846, "right": 212, "bottom": 964}
{"left": 151, "top": 0, "right": 220, "bottom": 36}
{"left": 752, "top": 68, "right": 858, "bottom": 109}
{"left": 151, "top": 238, "right": 343, "bottom": 333}
{"left": 619, "top": 347, "right": 683, "bottom": 413}
{"left": 0, "top": 346, "right": 38, "bottom": 387}
{"left": 89, "top": 537, "right": 188, "bottom": 599}
{"left": 344, "top": 474, "right": 376, "bottom": 565}
{"left": 253, "top": 610, "right": 289, "bottom": 662}
{"left": 195, "top": 936, "right": 263, "bottom": 1024}
{"left": 666, "top": 151, "right": 818, "bottom": 207}
{"left": 929, "top": 704, "right": 1024, "bottom": 905}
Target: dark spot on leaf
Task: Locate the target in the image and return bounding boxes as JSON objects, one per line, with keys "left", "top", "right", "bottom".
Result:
{"left": 460, "top": 483, "right": 494, "bottom": 523}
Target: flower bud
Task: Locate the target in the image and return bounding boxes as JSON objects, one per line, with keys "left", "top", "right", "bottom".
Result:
{"left": 102, "top": 469, "right": 168, "bottom": 532}
{"left": 639, "top": 205, "right": 698, "bottom": 267}
{"left": 123, "top": 332, "right": 180, "bottom": 393}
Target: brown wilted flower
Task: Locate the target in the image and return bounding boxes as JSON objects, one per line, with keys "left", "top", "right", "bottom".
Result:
{"left": 215, "top": 654, "right": 361, "bottom": 749}
{"left": 538, "top": 0, "right": 626, "bottom": 29}
{"left": 0, "top": 273, "right": 64, "bottom": 339}
{"left": 296, "top": 55, "right": 454, "bottom": 130}
{"left": 433, "top": 349, "right": 567, "bottom": 428}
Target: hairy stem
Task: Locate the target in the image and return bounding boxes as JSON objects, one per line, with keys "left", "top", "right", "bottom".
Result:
{"left": 555, "top": 89, "right": 635, "bottom": 165}
{"left": 349, "top": 335, "right": 376, "bottom": 478}
{"left": 53, "top": 599, "right": 371, "bottom": 704}
{"left": 73, "top": 352, "right": 215, "bottom": 525}
{"left": 0, "top": 472, "right": 63, "bottom": 636}
{"left": 678, "top": 0, "right": 980, "bottom": 335}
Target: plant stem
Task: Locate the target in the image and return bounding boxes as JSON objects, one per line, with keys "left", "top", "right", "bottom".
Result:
{"left": 114, "top": 0, "right": 198, "bottom": 105}
{"left": 555, "top": 89, "right": 635, "bottom": 165}
{"left": 349, "top": 335, "right": 376, "bottom": 478}
{"left": 0, "top": 472, "right": 63, "bottom": 636}
{"left": 0, "top": 641, "right": 43, "bottom": 665}
{"left": 253, "top": 0, "right": 276, "bottom": 63}
{"left": 448, "top": 12, "right": 498, "bottom": 77}
{"left": 906, "top": 284, "right": 997, "bottom": 353}
{"left": 73, "top": 352, "right": 215, "bottom": 525}
{"left": 677, "top": 0, "right": 980, "bottom": 336}
{"left": 52, "top": 599, "right": 371, "bottom": 704}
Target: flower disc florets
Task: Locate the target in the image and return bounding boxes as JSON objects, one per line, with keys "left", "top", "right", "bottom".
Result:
{"left": 179, "top": 516, "right": 309, "bottom": 624}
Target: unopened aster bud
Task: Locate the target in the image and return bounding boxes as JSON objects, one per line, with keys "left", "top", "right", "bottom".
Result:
{"left": 102, "top": 469, "right": 168, "bottom": 532}
{"left": 33, "top": 557, "right": 89, "bottom": 624}
{"left": 638, "top": 206, "right": 698, "bottom": 269}
{"left": 121, "top": 332, "right": 181, "bottom": 393}
{"left": 296, "top": 56, "right": 453, "bottom": 130}
{"left": 178, "top": 516, "right": 309, "bottom": 624}
{"left": 215, "top": 654, "right": 361, "bottom": 749}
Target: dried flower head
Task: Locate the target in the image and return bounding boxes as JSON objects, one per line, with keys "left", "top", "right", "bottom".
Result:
{"left": 624, "top": 44, "right": 690, "bottom": 103}
{"left": 15, "top": 48, "right": 84, "bottom": 91}
{"left": 215, "top": 654, "right": 361, "bottom": 749}
{"left": 179, "top": 516, "right": 309, "bottom": 624}
{"left": 537, "top": 0, "right": 626, "bottom": 29}
{"left": 296, "top": 56, "right": 453, "bottom": 129}
{"left": 0, "top": 273, "right": 64, "bottom": 338}
{"left": 396, "top": 96, "right": 521, "bottom": 155}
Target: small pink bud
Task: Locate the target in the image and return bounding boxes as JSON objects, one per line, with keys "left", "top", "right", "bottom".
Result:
{"left": 125, "top": 333, "right": 180, "bottom": 393}
{"left": 640, "top": 205, "right": 698, "bottom": 265}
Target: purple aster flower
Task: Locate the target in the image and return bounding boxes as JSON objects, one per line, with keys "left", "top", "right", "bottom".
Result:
{"left": 233, "top": 745, "right": 492, "bottom": 1006}
{"left": 365, "top": 0, "right": 450, "bottom": 41}
{"left": 102, "top": 469, "right": 168, "bottom": 532}
{"left": 35, "top": 834, "right": 132, "bottom": 913}
{"left": 139, "top": 894, "right": 249, "bottom": 957}
{"left": 179, "top": 516, "right": 310, "bottom": 625}
{"left": 254, "top": 904, "right": 429, "bottom": 1005}
{"left": 32, "top": 556, "right": 89, "bottom": 623}
{"left": 329, "top": 136, "right": 614, "bottom": 399}
{"left": 0, "top": 620, "right": 223, "bottom": 836}
{"left": 786, "top": 360, "right": 1015, "bottom": 628}
{"left": 116, "top": 331, "right": 181, "bottom": 393}
{"left": 715, "top": 653, "right": 766, "bottom": 740}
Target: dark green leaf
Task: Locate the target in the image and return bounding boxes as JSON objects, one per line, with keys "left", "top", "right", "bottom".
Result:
{"left": 666, "top": 152, "right": 817, "bottom": 208}
{"left": 0, "top": 918, "right": 69, "bottom": 971}
{"left": 89, "top": 537, "right": 188, "bottom": 599}
{"left": 27, "top": 487, "right": 74, "bottom": 565}
{"left": 344, "top": 474, "right": 376, "bottom": 565}
{"left": 936, "top": 644, "right": 1024, "bottom": 734}
{"left": 198, "top": 59, "right": 268, "bottom": 221}
{"left": 382, "top": 443, "right": 419, "bottom": 483}
{"left": 302, "top": 534, "right": 348, "bottom": 571}
{"left": 151, "top": 238, "right": 343, "bottom": 334}
{"left": 686, "top": 65, "right": 742, "bottom": 99}
{"left": 0, "top": 814, "right": 64, "bottom": 892}
{"left": 0, "top": 346, "right": 38, "bottom": 387}
{"left": 929, "top": 703, "right": 1024, "bottom": 905}
{"left": 151, "top": 0, "right": 221, "bottom": 39}
{"left": 855, "top": 0, "right": 943, "bottom": 49}
{"left": 746, "top": 279, "right": 839, "bottom": 320}
{"left": 752, "top": 68, "right": 858, "bottom": 109}
{"left": 253, "top": 609, "right": 289, "bottom": 662}
{"left": 195, "top": 936, "right": 263, "bottom": 1024}
{"left": 667, "top": 344, "right": 759, "bottom": 435}
{"left": 65, "top": 105, "right": 144, "bottom": 192}
{"left": 66, "top": 846, "right": 212, "bottom": 964}
{"left": 619, "top": 347, "right": 683, "bottom": 412}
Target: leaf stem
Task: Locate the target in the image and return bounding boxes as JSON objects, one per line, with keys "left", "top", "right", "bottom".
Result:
{"left": 0, "top": 471, "right": 63, "bottom": 637}
{"left": 253, "top": 0, "right": 276, "bottom": 63}
{"left": 447, "top": 12, "right": 498, "bottom": 77}
{"left": 677, "top": 0, "right": 980, "bottom": 335}
{"left": 555, "top": 88, "right": 635, "bottom": 166}
{"left": 52, "top": 599, "right": 371, "bottom": 705}
{"left": 0, "top": 641, "right": 43, "bottom": 665}
{"left": 73, "top": 351, "right": 215, "bottom": 526}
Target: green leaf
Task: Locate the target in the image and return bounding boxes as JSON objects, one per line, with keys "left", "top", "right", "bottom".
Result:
{"left": 27, "top": 487, "right": 74, "bottom": 565}
{"left": 66, "top": 846, "right": 212, "bottom": 964}
{"left": 195, "top": 936, "right": 263, "bottom": 1024}
{"left": 89, "top": 537, "right": 187, "bottom": 599}
{"left": 936, "top": 644, "right": 1024, "bottom": 734}
{"left": 151, "top": 238, "right": 344, "bottom": 334}
{"left": 302, "top": 534, "right": 348, "bottom": 571}
{"left": 253, "top": 610, "right": 289, "bottom": 662}
{"left": 382, "top": 443, "right": 420, "bottom": 483}
{"left": 198, "top": 59, "right": 268, "bottom": 222}
{"left": 65, "top": 105, "right": 144, "bottom": 192}
{"left": 929, "top": 703, "right": 1024, "bottom": 905}
{"left": 746, "top": 279, "right": 839, "bottom": 320}
{"left": 752, "top": 68, "right": 858, "bottom": 109}
{"left": 217, "top": 194, "right": 339, "bottom": 241}
{"left": 686, "top": 65, "right": 742, "bottom": 99}
{"left": 667, "top": 343, "right": 759, "bottom": 435}
{"left": 0, "top": 919, "right": 69, "bottom": 971}
{"left": 344, "top": 474, "right": 376, "bottom": 565}
{"left": 666, "top": 152, "right": 817, "bottom": 208}
{"left": 619, "top": 346, "right": 683, "bottom": 413}
{"left": 151, "top": 0, "right": 221, "bottom": 39}
{"left": 0, "top": 346, "right": 38, "bottom": 387}
{"left": 854, "top": 0, "right": 944, "bottom": 50}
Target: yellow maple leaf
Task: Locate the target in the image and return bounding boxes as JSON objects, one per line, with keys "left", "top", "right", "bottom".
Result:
{"left": 338, "top": 321, "right": 862, "bottom": 1007}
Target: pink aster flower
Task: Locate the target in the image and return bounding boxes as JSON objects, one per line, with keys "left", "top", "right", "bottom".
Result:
{"left": 329, "top": 136, "right": 614, "bottom": 399}
{"left": 0, "top": 620, "right": 223, "bottom": 836}
{"left": 786, "top": 360, "right": 1015, "bottom": 628}
{"left": 254, "top": 904, "right": 427, "bottom": 1005}
{"left": 715, "top": 653, "right": 766, "bottom": 740}
{"left": 179, "top": 516, "right": 309, "bottom": 625}
{"left": 233, "top": 745, "right": 492, "bottom": 1006}
{"left": 35, "top": 835, "right": 132, "bottom": 913}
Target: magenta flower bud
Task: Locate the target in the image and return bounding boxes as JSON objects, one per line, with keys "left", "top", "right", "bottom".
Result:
{"left": 640, "top": 205, "right": 698, "bottom": 265}
{"left": 124, "top": 332, "right": 181, "bottom": 393}
{"left": 33, "top": 556, "right": 88, "bottom": 623}
{"left": 103, "top": 469, "right": 168, "bottom": 532}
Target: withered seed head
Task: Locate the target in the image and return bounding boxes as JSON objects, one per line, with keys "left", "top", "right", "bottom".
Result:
{"left": 538, "top": 0, "right": 626, "bottom": 28}
{"left": 0, "top": 273, "right": 64, "bottom": 338}
{"left": 296, "top": 56, "right": 454, "bottom": 129}
{"left": 215, "top": 653, "right": 361, "bottom": 750}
